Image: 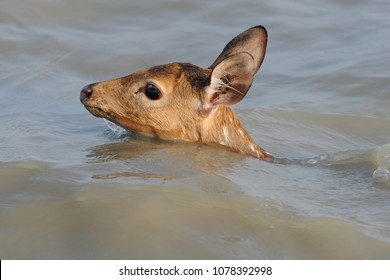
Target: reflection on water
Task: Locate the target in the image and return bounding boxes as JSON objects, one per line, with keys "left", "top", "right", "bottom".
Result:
{"left": 1, "top": 0, "right": 390, "bottom": 259}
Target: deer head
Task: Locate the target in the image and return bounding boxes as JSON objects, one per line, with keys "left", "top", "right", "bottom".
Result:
{"left": 80, "top": 26, "right": 271, "bottom": 159}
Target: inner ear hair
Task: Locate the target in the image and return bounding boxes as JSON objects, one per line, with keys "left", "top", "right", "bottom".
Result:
{"left": 200, "top": 25, "right": 268, "bottom": 115}
{"left": 205, "top": 52, "right": 256, "bottom": 107}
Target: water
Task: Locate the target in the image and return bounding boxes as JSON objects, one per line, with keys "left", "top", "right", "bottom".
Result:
{"left": 1, "top": 0, "right": 390, "bottom": 259}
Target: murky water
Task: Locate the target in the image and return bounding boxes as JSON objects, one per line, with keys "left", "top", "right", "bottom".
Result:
{"left": 1, "top": 0, "right": 390, "bottom": 259}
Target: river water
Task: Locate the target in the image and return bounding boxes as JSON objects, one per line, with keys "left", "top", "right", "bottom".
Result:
{"left": 1, "top": 0, "right": 390, "bottom": 259}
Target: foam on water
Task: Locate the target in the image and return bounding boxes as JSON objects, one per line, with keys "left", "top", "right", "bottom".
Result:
{"left": 373, "top": 143, "right": 390, "bottom": 187}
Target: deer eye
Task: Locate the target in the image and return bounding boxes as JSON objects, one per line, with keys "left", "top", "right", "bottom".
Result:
{"left": 144, "top": 84, "right": 161, "bottom": 100}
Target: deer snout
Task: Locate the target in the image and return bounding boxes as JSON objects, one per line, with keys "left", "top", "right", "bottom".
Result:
{"left": 80, "top": 84, "right": 94, "bottom": 104}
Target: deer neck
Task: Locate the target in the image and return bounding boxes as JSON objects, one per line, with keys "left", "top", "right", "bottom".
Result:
{"left": 200, "top": 106, "right": 271, "bottom": 159}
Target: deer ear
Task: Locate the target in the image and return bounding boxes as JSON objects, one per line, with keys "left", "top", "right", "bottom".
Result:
{"left": 203, "top": 26, "right": 267, "bottom": 110}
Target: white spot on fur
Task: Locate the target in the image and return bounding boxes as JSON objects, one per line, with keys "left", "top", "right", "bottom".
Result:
{"left": 249, "top": 143, "right": 257, "bottom": 153}
{"left": 249, "top": 143, "right": 262, "bottom": 157}
{"left": 221, "top": 126, "right": 230, "bottom": 145}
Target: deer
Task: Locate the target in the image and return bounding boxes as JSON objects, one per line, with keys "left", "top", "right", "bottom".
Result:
{"left": 80, "top": 26, "right": 273, "bottom": 160}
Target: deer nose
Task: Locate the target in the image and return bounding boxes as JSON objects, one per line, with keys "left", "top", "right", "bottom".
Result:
{"left": 80, "top": 84, "right": 94, "bottom": 104}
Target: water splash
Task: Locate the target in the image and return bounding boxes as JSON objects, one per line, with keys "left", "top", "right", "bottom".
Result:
{"left": 103, "top": 119, "right": 127, "bottom": 136}
{"left": 272, "top": 149, "right": 373, "bottom": 167}
{"left": 272, "top": 147, "right": 390, "bottom": 188}
{"left": 373, "top": 143, "right": 390, "bottom": 187}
